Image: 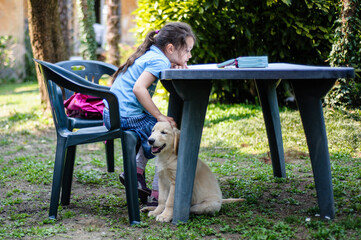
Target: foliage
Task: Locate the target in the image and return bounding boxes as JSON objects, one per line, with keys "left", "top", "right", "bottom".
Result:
{"left": 0, "top": 36, "right": 16, "bottom": 83}
{"left": 326, "top": 0, "right": 361, "bottom": 109}
{"left": 134, "top": 0, "right": 338, "bottom": 104}
{"left": 119, "top": 43, "right": 137, "bottom": 64}
{"left": 24, "top": 26, "right": 37, "bottom": 82}
{"left": 135, "top": 0, "right": 337, "bottom": 64}
{"left": 77, "top": 0, "right": 97, "bottom": 60}
{"left": 0, "top": 32, "right": 36, "bottom": 83}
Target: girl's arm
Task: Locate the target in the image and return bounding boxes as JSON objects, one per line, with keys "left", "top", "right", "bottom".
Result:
{"left": 171, "top": 63, "right": 188, "bottom": 69}
{"left": 133, "top": 71, "right": 176, "bottom": 127}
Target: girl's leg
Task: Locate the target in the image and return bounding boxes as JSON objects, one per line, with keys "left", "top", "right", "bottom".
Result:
{"left": 119, "top": 146, "right": 151, "bottom": 204}
{"left": 119, "top": 113, "right": 158, "bottom": 205}
{"left": 134, "top": 146, "right": 151, "bottom": 203}
{"left": 152, "top": 166, "right": 159, "bottom": 191}
{"left": 137, "top": 146, "right": 159, "bottom": 207}
{"left": 136, "top": 146, "right": 148, "bottom": 172}
{"left": 137, "top": 146, "right": 159, "bottom": 203}
{"left": 147, "top": 166, "right": 159, "bottom": 206}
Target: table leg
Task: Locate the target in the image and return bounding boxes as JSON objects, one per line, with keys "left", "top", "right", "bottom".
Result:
{"left": 255, "top": 79, "right": 286, "bottom": 178}
{"left": 291, "top": 79, "right": 336, "bottom": 219}
{"left": 170, "top": 80, "right": 212, "bottom": 224}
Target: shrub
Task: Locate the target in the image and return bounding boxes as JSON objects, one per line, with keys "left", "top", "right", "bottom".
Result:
{"left": 326, "top": 0, "right": 361, "bottom": 109}
{"left": 0, "top": 36, "right": 16, "bottom": 83}
{"left": 134, "top": 0, "right": 338, "bottom": 104}
{"left": 24, "top": 26, "right": 37, "bottom": 82}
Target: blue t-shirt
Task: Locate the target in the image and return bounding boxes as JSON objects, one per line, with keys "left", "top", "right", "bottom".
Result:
{"left": 109, "top": 45, "right": 171, "bottom": 117}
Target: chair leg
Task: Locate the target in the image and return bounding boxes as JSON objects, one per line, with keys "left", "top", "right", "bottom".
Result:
{"left": 49, "top": 137, "right": 68, "bottom": 219}
{"left": 61, "top": 145, "right": 76, "bottom": 206}
{"left": 121, "top": 131, "right": 140, "bottom": 225}
{"left": 105, "top": 139, "right": 115, "bottom": 172}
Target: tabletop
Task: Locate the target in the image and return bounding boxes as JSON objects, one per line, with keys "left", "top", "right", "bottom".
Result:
{"left": 161, "top": 63, "right": 355, "bottom": 80}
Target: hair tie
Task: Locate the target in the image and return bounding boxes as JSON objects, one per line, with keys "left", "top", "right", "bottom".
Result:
{"left": 155, "top": 30, "right": 160, "bottom": 34}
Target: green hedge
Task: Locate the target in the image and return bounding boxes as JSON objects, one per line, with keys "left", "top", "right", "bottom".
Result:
{"left": 135, "top": 0, "right": 337, "bottom": 63}
{"left": 133, "top": 0, "right": 350, "bottom": 105}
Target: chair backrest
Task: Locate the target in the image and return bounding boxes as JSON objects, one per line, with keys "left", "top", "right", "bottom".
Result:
{"left": 35, "top": 59, "right": 121, "bottom": 131}
{"left": 56, "top": 60, "right": 117, "bottom": 99}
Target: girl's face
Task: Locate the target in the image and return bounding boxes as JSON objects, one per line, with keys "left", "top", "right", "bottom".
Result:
{"left": 167, "top": 36, "right": 194, "bottom": 67}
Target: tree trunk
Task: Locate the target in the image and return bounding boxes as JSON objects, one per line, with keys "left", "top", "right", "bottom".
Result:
{"left": 78, "top": 0, "right": 97, "bottom": 60}
{"left": 58, "top": 0, "right": 73, "bottom": 57}
{"left": 106, "top": 0, "right": 121, "bottom": 66}
{"left": 28, "top": 0, "right": 68, "bottom": 105}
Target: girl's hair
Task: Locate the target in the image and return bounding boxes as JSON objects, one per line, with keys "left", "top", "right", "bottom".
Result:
{"left": 112, "top": 22, "right": 196, "bottom": 81}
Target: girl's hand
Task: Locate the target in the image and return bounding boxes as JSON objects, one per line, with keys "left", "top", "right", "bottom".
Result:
{"left": 157, "top": 114, "right": 177, "bottom": 128}
{"left": 133, "top": 71, "right": 177, "bottom": 128}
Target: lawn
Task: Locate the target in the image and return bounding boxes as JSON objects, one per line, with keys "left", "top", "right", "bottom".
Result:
{"left": 0, "top": 82, "right": 360, "bottom": 239}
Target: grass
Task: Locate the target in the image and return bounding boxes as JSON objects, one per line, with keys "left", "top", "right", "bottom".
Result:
{"left": 0, "top": 81, "right": 360, "bottom": 239}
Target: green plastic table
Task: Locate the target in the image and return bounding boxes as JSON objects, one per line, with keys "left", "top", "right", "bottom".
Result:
{"left": 160, "top": 63, "right": 355, "bottom": 224}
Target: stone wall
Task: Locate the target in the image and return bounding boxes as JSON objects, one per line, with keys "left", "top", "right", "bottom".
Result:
{"left": 0, "top": 0, "right": 26, "bottom": 80}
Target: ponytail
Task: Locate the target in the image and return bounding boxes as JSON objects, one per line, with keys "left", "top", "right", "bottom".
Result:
{"left": 112, "top": 30, "right": 157, "bottom": 82}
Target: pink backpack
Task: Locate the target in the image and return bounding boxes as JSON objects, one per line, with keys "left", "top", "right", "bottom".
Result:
{"left": 64, "top": 93, "right": 105, "bottom": 119}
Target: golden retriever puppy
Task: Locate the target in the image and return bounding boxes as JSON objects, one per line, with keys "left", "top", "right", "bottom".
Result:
{"left": 147, "top": 122, "right": 244, "bottom": 222}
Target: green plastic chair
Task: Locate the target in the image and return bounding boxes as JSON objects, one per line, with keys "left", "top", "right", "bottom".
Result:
{"left": 56, "top": 60, "right": 117, "bottom": 172}
{"left": 34, "top": 59, "right": 140, "bottom": 225}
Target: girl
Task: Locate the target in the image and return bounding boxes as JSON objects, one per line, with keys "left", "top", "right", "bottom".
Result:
{"left": 103, "top": 22, "right": 196, "bottom": 206}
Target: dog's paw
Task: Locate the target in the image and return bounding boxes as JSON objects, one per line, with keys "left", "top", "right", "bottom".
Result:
{"left": 148, "top": 210, "right": 158, "bottom": 218}
{"left": 141, "top": 206, "right": 156, "bottom": 212}
{"left": 156, "top": 213, "right": 173, "bottom": 222}
{"left": 148, "top": 209, "right": 163, "bottom": 218}
{"left": 148, "top": 206, "right": 164, "bottom": 218}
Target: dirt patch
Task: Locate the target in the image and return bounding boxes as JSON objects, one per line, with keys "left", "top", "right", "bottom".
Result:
{"left": 259, "top": 149, "right": 309, "bottom": 165}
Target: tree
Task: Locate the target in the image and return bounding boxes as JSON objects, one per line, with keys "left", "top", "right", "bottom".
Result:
{"left": 77, "top": 0, "right": 97, "bottom": 60}
{"left": 326, "top": 0, "right": 361, "bottom": 108}
{"left": 28, "top": 0, "right": 68, "bottom": 104}
{"left": 58, "top": 0, "right": 74, "bottom": 58}
{"left": 106, "top": 0, "right": 121, "bottom": 66}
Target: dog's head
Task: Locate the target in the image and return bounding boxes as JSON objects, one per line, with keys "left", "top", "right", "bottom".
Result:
{"left": 148, "top": 122, "right": 180, "bottom": 155}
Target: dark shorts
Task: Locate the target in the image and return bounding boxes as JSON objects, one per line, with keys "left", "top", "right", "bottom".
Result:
{"left": 103, "top": 108, "right": 157, "bottom": 159}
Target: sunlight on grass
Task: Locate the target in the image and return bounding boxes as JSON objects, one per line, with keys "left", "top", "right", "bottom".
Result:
{"left": 0, "top": 83, "right": 40, "bottom": 114}
{"left": 0, "top": 82, "right": 53, "bottom": 134}
{"left": 201, "top": 103, "right": 361, "bottom": 159}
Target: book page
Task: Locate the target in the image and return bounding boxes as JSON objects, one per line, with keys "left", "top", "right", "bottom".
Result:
{"left": 187, "top": 64, "right": 218, "bottom": 69}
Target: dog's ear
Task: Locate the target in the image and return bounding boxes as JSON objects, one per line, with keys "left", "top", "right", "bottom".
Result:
{"left": 173, "top": 128, "right": 180, "bottom": 155}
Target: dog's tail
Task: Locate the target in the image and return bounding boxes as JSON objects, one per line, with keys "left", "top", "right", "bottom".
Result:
{"left": 222, "top": 198, "right": 245, "bottom": 204}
